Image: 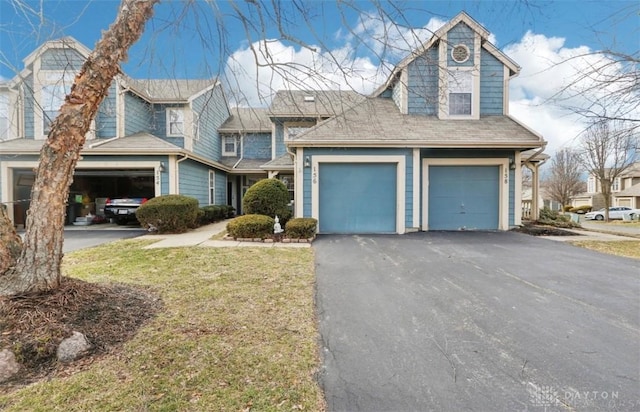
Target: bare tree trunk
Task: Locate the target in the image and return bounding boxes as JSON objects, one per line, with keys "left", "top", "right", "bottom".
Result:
{"left": 0, "top": 0, "right": 159, "bottom": 296}
{"left": 0, "top": 206, "right": 22, "bottom": 273}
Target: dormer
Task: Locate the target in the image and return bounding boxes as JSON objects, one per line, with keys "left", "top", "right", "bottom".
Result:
{"left": 373, "top": 12, "right": 520, "bottom": 120}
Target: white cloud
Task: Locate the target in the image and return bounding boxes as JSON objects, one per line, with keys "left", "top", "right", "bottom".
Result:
{"left": 223, "top": 39, "right": 388, "bottom": 106}
{"left": 505, "top": 31, "right": 638, "bottom": 155}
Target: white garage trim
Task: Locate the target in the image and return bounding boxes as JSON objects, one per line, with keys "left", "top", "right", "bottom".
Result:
{"left": 311, "top": 155, "right": 406, "bottom": 234}
{"left": 295, "top": 148, "right": 304, "bottom": 217}
{"left": 413, "top": 148, "right": 421, "bottom": 228}
{"left": 514, "top": 151, "right": 522, "bottom": 226}
{"left": 422, "top": 158, "right": 509, "bottom": 231}
{"left": 1, "top": 160, "right": 163, "bottom": 222}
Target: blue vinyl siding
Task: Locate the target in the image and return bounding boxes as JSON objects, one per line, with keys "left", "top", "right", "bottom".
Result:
{"left": 192, "top": 85, "right": 230, "bottom": 161}
{"left": 96, "top": 83, "right": 117, "bottom": 137}
{"left": 319, "top": 163, "right": 397, "bottom": 233}
{"left": 447, "top": 22, "right": 475, "bottom": 67}
{"left": 24, "top": 75, "right": 34, "bottom": 138}
{"left": 40, "top": 48, "right": 85, "bottom": 70}
{"left": 480, "top": 49, "right": 504, "bottom": 115}
{"left": 302, "top": 147, "right": 413, "bottom": 229}
{"left": 124, "top": 92, "right": 151, "bottom": 135}
{"left": 429, "top": 166, "right": 499, "bottom": 230}
{"left": 243, "top": 133, "right": 272, "bottom": 159}
{"left": 215, "top": 170, "right": 227, "bottom": 205}
{"left": 178, "top": 159, "right": 209, "bottom": 206}
{"left": 274, "top": 122, "right": 286, "bottom": 157}
{"left": 407, "top": 48, "right": 438, "bottom": 115}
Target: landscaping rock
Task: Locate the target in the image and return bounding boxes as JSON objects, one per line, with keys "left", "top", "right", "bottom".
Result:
{"left": 57, "top": 331, "right": 92, "bottom": 363}
{"left": 0, "top": 349, "right": 20, "bottom": 383}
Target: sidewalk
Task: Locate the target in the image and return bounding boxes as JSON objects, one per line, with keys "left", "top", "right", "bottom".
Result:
{"left": 140, "top": 220, "right": 311, "bottom": 249}
{"left": 539, "top": 228, "right": 640, "bottom": 242}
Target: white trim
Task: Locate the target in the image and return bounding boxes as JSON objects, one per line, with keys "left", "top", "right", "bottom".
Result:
{"left": 310, "top": 155, "right": 406, "bottom": 234}
{"left": 222, "top": 135, "right": 238, "bottom": 156}
{"left": 472, "top": 33, "right": 481, "bottom": 119}
{"left": 503, "top": 66, "right": 510, "bottom": 115}
{"left": 438, "top": 33, "right": 448, "bottom": 119}
{"left": 295, "top": 148, "right": 304, "bottom": 217}
{"left": 412, "top": 148, "right": 420, "bottom": 228}
{"left": 421, "top": 158, "right": 509, "bottom": 231}
{"left": 514, "top": 151, "right": 522, "bottom": 225}
{"left": 169, "top": 155, "right": 178, "bottom": 194}
{"left": 400, "top": 69, "right": 408, "bottom": 114}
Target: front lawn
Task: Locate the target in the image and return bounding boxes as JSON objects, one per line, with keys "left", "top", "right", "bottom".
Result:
{"left": 0, "top": 240, "right": 324, "bottom": 411}
{"left": 570, "top": 240, "right": 640, "bottom": 260}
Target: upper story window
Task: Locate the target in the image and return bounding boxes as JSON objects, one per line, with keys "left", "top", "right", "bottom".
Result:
{"left": 209, "top": 170, "right": 216, "bottom": 205}
{"left": 587, "top": 176, "right": 596, "bottom": 193}
{"left": 42, "top": 83, "right": 70, "bottom": 134}
{"left": 222, "top": 135, "right": 237, "bottom": 156}
{"left": 166, "top": 108, "right": 184, "bottom": 136}
{"left": 612, "top": 177, "right": 621, "bottom": 192}
{"left": 448, "top": 70, "right": 472, "bottom": 116}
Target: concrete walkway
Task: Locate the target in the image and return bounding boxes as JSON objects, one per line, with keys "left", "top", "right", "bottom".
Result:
{"left": 140, "top": 220, "right": 311, "bottom": 249}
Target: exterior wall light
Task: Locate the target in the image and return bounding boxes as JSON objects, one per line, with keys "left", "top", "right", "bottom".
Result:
{"left": 304, "top": 156, "right": 311, "bottom": 168}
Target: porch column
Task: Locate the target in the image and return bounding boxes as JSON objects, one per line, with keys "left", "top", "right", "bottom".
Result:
{"left": 530, "top": 162, "right": 540, "bottom": 221}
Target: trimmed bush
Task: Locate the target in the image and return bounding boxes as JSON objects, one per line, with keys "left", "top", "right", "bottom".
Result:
{"left": 569, "top": 205, "right": 592, "bottom": 214}
{"left": 537, "top": 207, "right": 580, "bottom": 228}
{"left": 285, "top": 218, "right": 317, "bottom": 239}
{"left": 200, "top": 205, "right": 236, "bottom": 224}
{"left": 242, "top": 178, "right": 291, "bottom": 224}
{"left": 136, "top": 195, "right": 199, "bottom": 233}
{"left": 227, "top": 214, "right": 275, "bottom": 239}
{"left": 563, "top": 205, "right": 573, "bottom": 212}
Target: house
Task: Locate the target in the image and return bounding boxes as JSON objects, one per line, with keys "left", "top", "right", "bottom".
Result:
{"left": 1, "top": 11, "right": 548, "bottom": 234}
{"left": 0, "top": 37, "right": 231, "bottom": 226}
{"left": 572, "top": 162, "right": 640, "bottom": 210}
{"left": 282, "top": 12, "right": 546, "bottom": 233}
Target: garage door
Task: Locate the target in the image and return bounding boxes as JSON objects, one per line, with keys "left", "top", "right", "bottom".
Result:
{"left": 428, "top": 165, "right": 499, "bottom": 230}
{"left": 319, "top": 163, "right": 397, "bottom": 233}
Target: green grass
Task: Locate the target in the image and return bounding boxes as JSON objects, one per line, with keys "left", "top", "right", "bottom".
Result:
{"left": 570, "top": 240, "right": 640, "bottom": 260}
{"left": 0, "top": 240, "right": 324, "bottom": 411}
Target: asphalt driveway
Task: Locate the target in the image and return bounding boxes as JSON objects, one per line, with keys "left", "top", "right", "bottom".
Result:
{"left": 314, "top": 232, "right": 640, "bottom": 411}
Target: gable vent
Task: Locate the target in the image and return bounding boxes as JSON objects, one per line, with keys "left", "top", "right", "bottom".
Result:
{"left": 451, "top": 44, "right": 470, "bottom": 63}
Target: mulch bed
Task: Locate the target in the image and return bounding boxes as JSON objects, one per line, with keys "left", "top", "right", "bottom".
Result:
{"left": 0, "top": 277, "right": 162, "bottom": 393}
{"left": 512, "top": 224, "right": 580, "bottom": 237}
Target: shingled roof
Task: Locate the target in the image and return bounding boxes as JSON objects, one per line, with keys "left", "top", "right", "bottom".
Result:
{"left": 125, "top": 78, "right": 217, "bottom": 102}
{"left": 286, "top": 97, "right": 544, "bottom": 149}
{"left": 219, "top": 108, "right": 272, "bottom": 133}
{"left": 269, "top": 90, "right": 365, "bottom": 118}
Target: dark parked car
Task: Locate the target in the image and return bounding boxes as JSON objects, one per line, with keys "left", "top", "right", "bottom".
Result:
{"left": 104, "top": 197, "right": 149, "bottom": 225}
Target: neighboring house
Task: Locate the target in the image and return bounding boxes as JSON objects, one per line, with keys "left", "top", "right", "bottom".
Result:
{"left": 283, "top": 12, "right": 546, "bottom": 233}
{"left": 571, "top": 162, "right": 640, "bottom": 210}
{"left": 0, "top": 37, "right": 230, "bottom": 226}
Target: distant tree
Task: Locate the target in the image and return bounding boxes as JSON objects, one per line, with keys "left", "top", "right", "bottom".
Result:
{"left": 577, "top": 120, "right": 638, "bottom": 221}
{"left": 0, "top": 0, "right": 158, "bottom": 296}
{"left": 545, "top": 148, "right": 584, "bottom": 208}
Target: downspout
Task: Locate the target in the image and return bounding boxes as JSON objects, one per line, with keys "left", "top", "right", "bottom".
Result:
{"left": 232, "top": 132, "right": 244, "bottom": 169}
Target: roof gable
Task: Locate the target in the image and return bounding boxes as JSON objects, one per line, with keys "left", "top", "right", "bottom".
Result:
{"left": 372, "top": 11, "right": 520, "bottom": 97}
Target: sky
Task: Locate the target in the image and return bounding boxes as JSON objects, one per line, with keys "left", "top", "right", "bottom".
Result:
{"left": 0, "top": 0, "right": 638, "bottom": 156}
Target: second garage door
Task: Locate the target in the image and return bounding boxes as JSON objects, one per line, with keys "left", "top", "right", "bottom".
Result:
{"left": 319, "top": 163, "right": 397, "bottom": 234}
{"left": 428, "top": 165, "right": 499, "bottom": 230}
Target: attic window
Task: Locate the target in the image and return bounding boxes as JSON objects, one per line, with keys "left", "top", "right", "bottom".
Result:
{"left": 451, "top": 44, "right": 470, "bottom": 63}
{"left": 303, "top": 95, "right": 315, "bottom": 102}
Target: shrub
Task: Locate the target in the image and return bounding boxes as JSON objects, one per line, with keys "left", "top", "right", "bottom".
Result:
{"left": 563, "top": 205, "right": 573, "bottom": 212}
{"left": 242, "top": 178, "right": 291, "bottom": 223}
{"left": 136, "top": 195, "right": 199, "bottom": 233}
{"left": 200, "top": 205, "right": 236, "bottom": 224}
{"left": 569, "top": 205, "right": 592, "bottom": 214}
{"left": 227, "top": 214, "right": 275, "bottom": 239}
{"left": 537, "top": 207, "right": 580, "bottom": 228}
{"left": 285, "top": 218, "right": 318, "bottom": 239}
